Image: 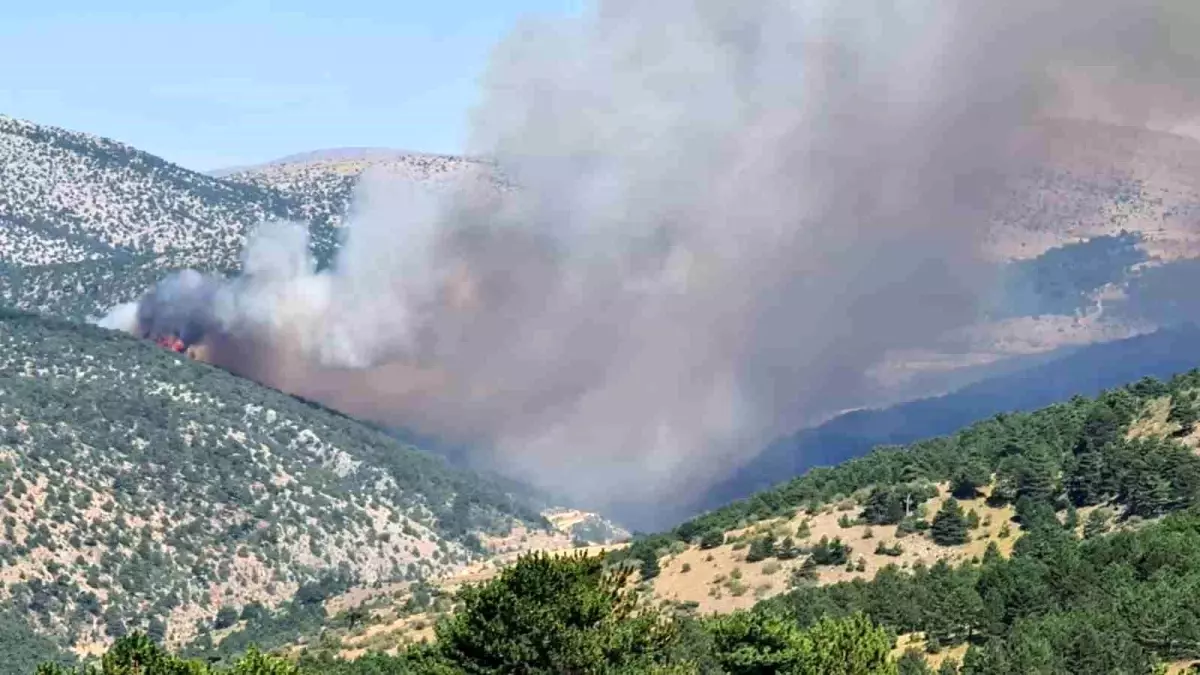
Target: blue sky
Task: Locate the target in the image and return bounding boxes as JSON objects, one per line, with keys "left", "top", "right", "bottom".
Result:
{"left": 0, "top": 1, "right": 581, "bottom": 170}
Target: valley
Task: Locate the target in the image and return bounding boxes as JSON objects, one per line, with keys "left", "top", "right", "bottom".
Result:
{"left": 2, "top": 111, "right": 1200, "bottom": 673}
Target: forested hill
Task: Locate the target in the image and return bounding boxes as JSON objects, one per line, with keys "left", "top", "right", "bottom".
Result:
{"left": 0, "top": 309, "right": 546, "bottom": 671}
{"left": 580, "top": 368, "right": 1200, "bottom": 672}
{"left": 0, "top": 114, "right": 299, "bottom": 320}
{"left": 43, "top": 367, "right": 1200, "bottom": 674}
{"left": 698, "top": 323, "right": 1200, "bottom": 511}
{"left": 674, "top": 367, "right": 1200, "bottom": 542}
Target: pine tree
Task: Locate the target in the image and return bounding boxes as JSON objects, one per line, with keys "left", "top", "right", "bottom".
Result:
{"left": 699, "top": 529, "right": 725, "bottom": 549}
{"left": 1127, "top": 471, "right": 1172, "bottom": 518}
{"left": 1064, "top": 504, "right": 1079, "bottom": 533}
{"left": 950, "top": 463, "right": 988, "bottom": 500}
{"left": 638, "top": 548, "right": 661, "bottom": 580}
{"left": 966, "top": 509, "right": 981, "bottom": 529}
{"left": 146, "top": 616, "right": 167, "bottom": 644}
{"left": 213, "top": 605, "right": 238, "bottom": 629}
{"left": 897, "top": 649, "right": 933, "bottom": 675}
{"left": 1169, "top": 394, "right": 1199, "bottom": 437}
{"left": 931, "top": 498, "right": 969, "bottom": 546}
{"left": 776, "top": 536, "right": 799, "bottom": 560}
{"left": 862, "top": 488, "right": 905, "bottom": 525}
{"left": 437, "top": 552, "right": 681, "bottom": 673}
{"left": 796, "top": 519, "right": 812, "bottom": 539}
{"left": 746, "top": 534, "right": 776, "bottom": 563}
{"left": 1015, "top": 495, "right": 1058, "bottom": 530}
{"left": 810, "top": 536, "right": 852, "bottom": 566}
{"left": 1017, "top": 450, "right": 1058, "bottom": 504}
{"left": 924, "top": 560, "right": 983, "bottom": 647}
{"left": 1067, "top": 449, "right": 1106, "bottom": 506}
{"left": 982, "top": 540, "right": 1003, "bottom": 565}
{"left": 706, "top": 611, "right": 897, "bottom": 675}
{"left": 1077, "top": 403, "right": 1121, "bottom": 454}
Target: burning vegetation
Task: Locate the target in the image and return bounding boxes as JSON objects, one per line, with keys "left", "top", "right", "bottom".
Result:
{"left": 153, "top": 333, "right": 188, "bottom": 354}
{"left": 148, "top": 333, "right": 209, "bottom": 361}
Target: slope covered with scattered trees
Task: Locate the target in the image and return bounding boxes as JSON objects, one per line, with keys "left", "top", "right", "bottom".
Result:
{"left": 700, "top": 323, "right": 1200, "bottom": 511}
{"left": 31, "top": 368, "right": 1200, "bottom": 674}
{"left": 0, "top": 116, "right": 494, "bottom": 321}
{"left": 38, "top": 552, "right": 900, "bottom": 675}
{"left": 675, "top": 369, "right": 1200, "bottom": 542}
{"left": 0, "top": 310, "right": 545, "bottom": 668}
{"left": 612, "top": 368, "right": 1200, "bottom": 672}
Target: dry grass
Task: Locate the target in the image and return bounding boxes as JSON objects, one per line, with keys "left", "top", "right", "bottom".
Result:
{"left": 650, "top": 483, "right": 1016, "bottom": 614}
{"left": 314, "top": 512, "right": 627, "bottom": 657}
{"left": 1128, "top": 396, "right": 1174, "bottom": 440}
{"left": 1126, "top": 392, "right": 1200, "bottom": 452}
{"left": 1167, "top": 659, "right": 1200, "bottom": 674}
{"left": 892, "top": 632, "right": 969, "bottom": 671}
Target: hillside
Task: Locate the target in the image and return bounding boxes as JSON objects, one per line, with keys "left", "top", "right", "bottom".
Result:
{"left": 3, "top": 111, "right": 1199, "bottom": 380}
{"left": 0, "top": 114, "right": 302, "bottom": 321}
{"left": 0, "top": 310, "right": 553, "bottom": 670}
{"left": 219, "top": 149, "right": 504, "bottom": 263}
{"left": 698, "top": 323, "right": 1200, "bottom": 513}
{"left": 10, "top": 112, "right": 1200, "bottom": 673}
{"left": 607, "top": 368, "right": 1200, "bottom": 672}
{"left": 669, "top": 367, "right": 1200, "bottom": 551}
{"left": 989, "top": 120, "right": 1200, "bottom": 263}
{"left": 61, "top": 367, "right": 1200, "bottom": 674}
{"left": 0, "top": 116, "right": 512, "bottom": 323}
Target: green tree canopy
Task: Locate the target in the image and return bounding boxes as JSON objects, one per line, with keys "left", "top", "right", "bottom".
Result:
{"left": 931, "top": 499, "right": 968, "bottom": 546}
{"left": 435, "top": 551, "right": 681, "bottom": 674}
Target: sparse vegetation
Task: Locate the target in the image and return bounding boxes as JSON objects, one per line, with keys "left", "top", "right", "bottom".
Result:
{"left": 745, "top": 534, "right": 775, "bottom": 563}
{"left": 874, "top": 541, "right": 904, "bottom": 557}
{"left": 0, "top": 311, "right": 545, "bottom": 654}
{"left": 699, "top": 529, "right": 725, "bottom": 549}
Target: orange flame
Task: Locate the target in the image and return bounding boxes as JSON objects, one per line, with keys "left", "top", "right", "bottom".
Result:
{"left": 153, "top": 334, "right": 187, "bottom": 353}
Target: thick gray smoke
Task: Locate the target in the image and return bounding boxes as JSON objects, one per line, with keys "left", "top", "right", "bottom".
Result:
{"left": 103, "top": 0, "right": 1200, "bottom": 523}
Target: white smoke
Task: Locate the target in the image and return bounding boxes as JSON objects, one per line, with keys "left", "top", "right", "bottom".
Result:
{"left": 104, "top": 0, "right": 1200, "bottom": 524}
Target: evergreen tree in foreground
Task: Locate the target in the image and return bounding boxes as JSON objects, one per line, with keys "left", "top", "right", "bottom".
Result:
{"left": 41, "top": 551, "right": 906, "bottom": 675}
{"left": 436, "top": 551, "right": 678, "bottom": 673}
{"left": 931, "top": 498, "right": 969, "bottom": 546}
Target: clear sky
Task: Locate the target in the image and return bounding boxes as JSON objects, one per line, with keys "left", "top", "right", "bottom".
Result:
{"left": 0, "top": 1, "right": 581, "bottom": 171}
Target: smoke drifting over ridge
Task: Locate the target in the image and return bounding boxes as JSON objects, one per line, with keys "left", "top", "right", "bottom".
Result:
{"left": 103, "top": 1, "right": 1200, "bottom": 520}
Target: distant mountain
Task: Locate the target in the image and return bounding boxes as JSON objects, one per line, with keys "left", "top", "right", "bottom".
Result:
{"left": 697, "top": 323, "right": 1200, "bottom": 511}
{"left": 209, "top": 147, "right": 450, "bottom": 177}
{"left": 0, "top": 117, "right": 500, "bottom": 320}
{"left": 0, "top": 115, "right": 297, "bottom": 269}
{"left": 0, "top": 115, "right": 301, "bottom": 320}
{"left": 0, "top": 309, "right": 547, "bottom": 661}
{"left": 220, "top": 148, "right": 503, "bottom": 250}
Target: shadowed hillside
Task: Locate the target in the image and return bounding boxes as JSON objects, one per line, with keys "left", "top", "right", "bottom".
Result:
{"left": 698, "top": 324, "right": 1200, "bottom": 513}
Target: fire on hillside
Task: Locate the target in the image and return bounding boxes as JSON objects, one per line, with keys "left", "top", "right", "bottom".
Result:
{"left": 148, "top": 332, "right": 210, "bottom": 361}
{"left": 154, "top": 333, "right": 187, "bottom": 353}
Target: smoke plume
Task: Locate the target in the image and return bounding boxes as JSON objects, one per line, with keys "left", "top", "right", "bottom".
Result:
{"left": 103, "top": 0, "right": 1200, "bottom": 524}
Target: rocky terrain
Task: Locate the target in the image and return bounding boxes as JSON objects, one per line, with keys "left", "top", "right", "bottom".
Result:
{"left": 0, "top": 117, "right": 501, "bottom": 321}
{"left": 0, "top": 309, "right": 550, "bottom": 662}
